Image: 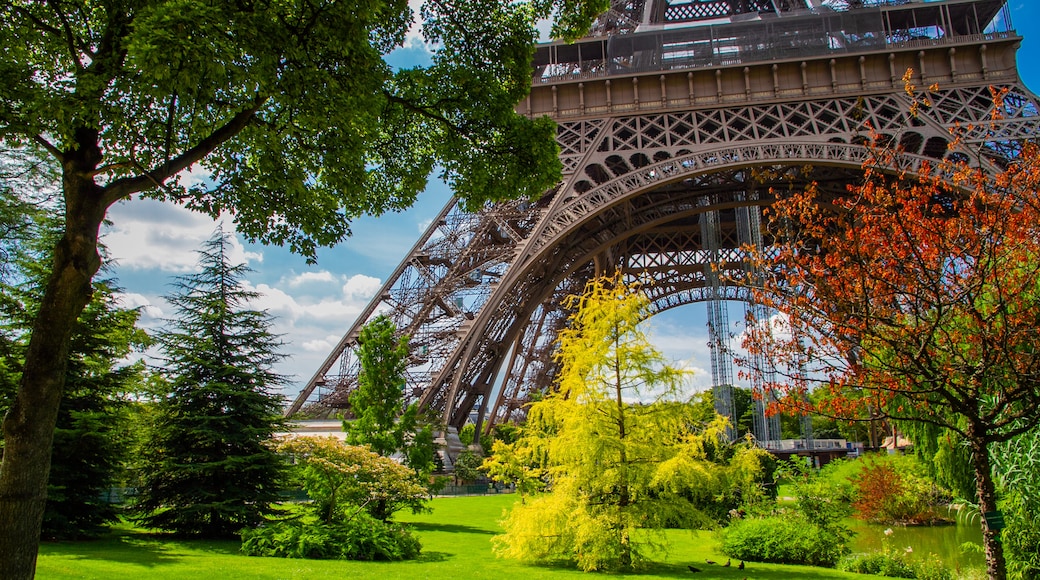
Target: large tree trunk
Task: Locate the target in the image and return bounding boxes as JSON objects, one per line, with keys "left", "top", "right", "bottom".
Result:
{"left": 970, "top": 433, "right": 1008, "bottom": 580}
{"left": 0, "top": 136, "right": 107, "bottom": 579}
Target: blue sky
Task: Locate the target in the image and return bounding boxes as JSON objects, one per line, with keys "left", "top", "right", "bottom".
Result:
{"left": 103, "top": 2, "right": 1040, "bottom": 401}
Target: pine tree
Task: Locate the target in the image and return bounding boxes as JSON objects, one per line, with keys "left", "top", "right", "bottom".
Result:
{"left": 132, "top": 228, "right": 287, "bottom": 537}
{"left": 0, "top": 214, "right": 146, "bottom": 539}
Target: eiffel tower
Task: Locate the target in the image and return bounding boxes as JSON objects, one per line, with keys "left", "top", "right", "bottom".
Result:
{"left": 288, "top": 0, "right": 1039, "bottom": 447}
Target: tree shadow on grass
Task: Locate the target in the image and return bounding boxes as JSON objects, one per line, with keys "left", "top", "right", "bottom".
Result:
{"left": 410, "top": 550, "right": 452, "bottom": 564}
{"left": 521, "top": 559, "right": 856, "bottom": 579}
{"left": 40, "top": 533, "right": 184, "bottom": 567}
{"left": 41, "top": 526, "right": 245, "bottom": 567}
{"left": 408, "top": 521, "right": 497, "bottom": 535}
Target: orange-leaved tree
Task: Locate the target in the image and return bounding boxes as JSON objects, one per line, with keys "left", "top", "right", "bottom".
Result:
{"left": 740, "top": 91, "right": 1040, "bottom": 579}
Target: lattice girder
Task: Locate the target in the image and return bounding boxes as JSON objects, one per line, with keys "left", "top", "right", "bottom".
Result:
{"left": 291, "top": 0, "right": 1040, "bottom": 432}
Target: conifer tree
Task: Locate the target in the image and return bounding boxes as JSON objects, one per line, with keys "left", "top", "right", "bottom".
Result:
{"left": 0, "top": 213, "right": 146, "bottom": 539}
{"left": 132, "top": 228, "right": 286, "bottom": 537}
{"left": 493, "top": 274, "right": 768, "bottom": 571}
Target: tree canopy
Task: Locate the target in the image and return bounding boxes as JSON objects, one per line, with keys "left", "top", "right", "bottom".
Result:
{"left": 0, "top": 0, "right": 607, "bottom": 575}
{"left": 740, "top": 118, "right": 1040, "bottom": 579}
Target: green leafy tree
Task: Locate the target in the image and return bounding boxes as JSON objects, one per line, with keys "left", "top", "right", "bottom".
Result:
{"left": 0, "top": 218, "right": 146, "bottom": 539}
{"left": 0, "top": 0, "right": 606, "bottom": 574}
{"left": 345, "top": 315, "right": 412, "bottom": 456}
{"left": 452, "top": 450, "right": 484, "bottom": 485}
{"left": 494, "top": 274, "right": 737, "bottom": 571}
{"left": 691, "top": 386, "right": 755, "bottom": 437}
{"left": 459, "top": 423, "right": 476, "bottom": 446}
{"left": 481, "top": 438, "right": 545, "bottom": 501}
{"left": 278, "top": 436, "right": 428, "bottom": 524}
{"left": 344, "top": 314, "right": 436, "bottom": 479}
{"left": 131, "top": 229, "right": 286, "bottom": 537}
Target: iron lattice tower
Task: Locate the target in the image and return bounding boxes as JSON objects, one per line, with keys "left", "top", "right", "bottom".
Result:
{"left": 289, "top": 0, "right": 1039, "bottom": 445}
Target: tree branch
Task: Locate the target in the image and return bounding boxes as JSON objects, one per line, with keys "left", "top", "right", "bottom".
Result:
{"left": 102, "top": 95, "right": 267, "bottom": 205}
{"left": 383, "top": 90, "right": 466, "bottom": 135}
{"left": 46, "top": 0, "right": 87, "bottom": 69}
{"left": 32, "top": 134, "right": 63, "bottom": 163}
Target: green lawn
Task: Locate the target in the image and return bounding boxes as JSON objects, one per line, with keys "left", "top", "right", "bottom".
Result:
{"left": 38, "top": 494, "right": 876, "bottom": 579}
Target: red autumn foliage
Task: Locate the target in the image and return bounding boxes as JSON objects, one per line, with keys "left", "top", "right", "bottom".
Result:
{"left": 851, "top": 462, "right": 906, "bottom": 524}
{"left": 739, "top": 85, "right": 1040, "bottom": 580}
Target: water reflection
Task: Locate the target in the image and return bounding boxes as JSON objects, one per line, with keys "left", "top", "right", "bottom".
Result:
{"left": 849, "top": 519, "right": 986, "bottom": 573}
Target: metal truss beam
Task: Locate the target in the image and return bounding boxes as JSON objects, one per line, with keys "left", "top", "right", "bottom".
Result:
{"left": 290, "top": 1, "right": 1040, "bottom": 439}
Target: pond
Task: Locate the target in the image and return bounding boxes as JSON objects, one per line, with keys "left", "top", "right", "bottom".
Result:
{"left": 849, "top": 518, "right": 986, "bottom": 574}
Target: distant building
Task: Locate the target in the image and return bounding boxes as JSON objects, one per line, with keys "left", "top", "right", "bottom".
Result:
{"left": 276, "top": 420, "right": 346, "bottom": 441}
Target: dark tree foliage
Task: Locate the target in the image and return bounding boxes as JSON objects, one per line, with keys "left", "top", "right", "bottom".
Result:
{"left": 42, "top": 282, "right": 145, "bottom": 539}
{"left": 0, "top": 0, "right": 606, "bottom": 573}
{"left": 0, "top": 148, "right": 52, "bottom": 282}
{"left": 132, "top": 229, "right": 287, "bottom": 538}
{"left": 452, "top": 450, "right": 485, "bottom": 485}
{"left": 0, "top": 217, "right": 146, "bottom": 539}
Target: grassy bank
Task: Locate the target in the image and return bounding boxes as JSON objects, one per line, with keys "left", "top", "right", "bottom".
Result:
{"left": 38, "top": 494, "right": 875, "bottom": 579}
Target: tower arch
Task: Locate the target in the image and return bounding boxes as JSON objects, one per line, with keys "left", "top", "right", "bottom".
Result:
{"left": 289, "top": 0, "right": 1040, "bottom": 443}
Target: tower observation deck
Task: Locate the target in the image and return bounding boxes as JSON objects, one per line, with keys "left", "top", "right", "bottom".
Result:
{"left": 288, "top": 0, "right": 1038, "bottom": 448}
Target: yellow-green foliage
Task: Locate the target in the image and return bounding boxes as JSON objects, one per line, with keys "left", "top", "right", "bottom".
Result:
{"left": 491, "top": 274, "right": 768, "bottom": 572}
{"left": 278, "top": 436, "right": 428, "bottom": 523}
{"left": 481, "top": 439, "right": 545, "bottom": 500}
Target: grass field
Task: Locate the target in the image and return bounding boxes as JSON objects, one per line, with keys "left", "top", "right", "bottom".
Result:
{"left": 37, "top": 494, "right": 878, "bottom": 579}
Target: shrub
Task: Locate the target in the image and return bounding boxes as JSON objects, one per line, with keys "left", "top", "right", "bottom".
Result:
{"left": 1001, "top": 499, "right": 1040, "bottom": 580}
{"left": 719, "top": 515, "right": 851, "bottom": 567}
{"left": 850, "top": 454, "right": 952, "bottom": 525}
{"left": 278, "top": 436, "right": 428, "bottom": 523}
{"left": 240, "top": 510, "right": 421, "bottom": 561}
{"left": 839, "top": 551, "right": 952, "bottom": 580}
{"left": 840, "top": 551, "right": 918, "bottom": 578}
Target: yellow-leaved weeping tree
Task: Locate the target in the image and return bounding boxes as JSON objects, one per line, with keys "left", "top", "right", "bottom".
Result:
{"left": 491, "top": 273, "right": 771, "bottom": 572}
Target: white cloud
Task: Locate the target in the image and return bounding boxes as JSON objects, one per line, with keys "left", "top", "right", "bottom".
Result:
{"left": 284, "top": 271, "right": 337, "bottom": 288}
{"left": 405, "top": 0, "right": 430, "bottom": 48}
{"left": 172, "top": 164, "right": 211, "bottom": 190}
{"left": 103, "top": 198, "right": 262, "bottom": 273}
{"left": 536, "top": 18, "right": 553, "bottom": 42}
{"left": 115, "top": 292, "right": 165, "bottom": 321}
{"left": 229, "top": 273, "right": 385, "bottom": 389}
{"left": 250, "top": 283, "right": 305, "bottom": 319}
{"left": 342, "top": 274, "right": 383, "bottom": 299}
{"left": 249, "top": 277, "right": 381, "bottom": 331}
{"left": 302, "top": 335, "right": 341, "bottom": 353}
